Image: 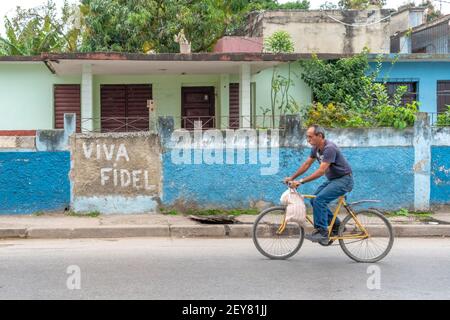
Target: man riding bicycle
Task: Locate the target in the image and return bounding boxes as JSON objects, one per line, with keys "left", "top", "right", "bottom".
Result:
{"left": 284, "top": 125, "right": 354, "bottom": 243}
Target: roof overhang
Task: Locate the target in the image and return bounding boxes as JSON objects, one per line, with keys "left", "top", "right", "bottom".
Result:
{"left": 368, "top": 53, "right": 450, "bottom": 62}
{"left": 0, "top": 52, "right": 351, "bottom": 75}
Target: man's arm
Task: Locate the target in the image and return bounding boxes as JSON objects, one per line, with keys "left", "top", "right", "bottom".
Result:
{"left": 300, "top": 162, "right": 330, "bottom": 184}
{"left": 286, "top": 156, "right": 315, "bottom": 181}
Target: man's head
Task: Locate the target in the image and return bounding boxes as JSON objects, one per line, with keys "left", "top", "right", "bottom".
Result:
{"left": 306, "top": 125, "right": 325, "bottom": 147}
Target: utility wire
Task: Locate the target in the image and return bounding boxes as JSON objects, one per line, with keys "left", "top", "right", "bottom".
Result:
{"left": 319, "top": 8, "right": 393, "bottom": 27}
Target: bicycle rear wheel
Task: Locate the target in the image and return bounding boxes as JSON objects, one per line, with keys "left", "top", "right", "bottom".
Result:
{"left": 252, "top": 206, "right": 304, "bottom": 260}
{"left": 339, "top": 209, "right": 394, "bottom": 263}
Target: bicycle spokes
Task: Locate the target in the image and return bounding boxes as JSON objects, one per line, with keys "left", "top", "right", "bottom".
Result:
{"left": 338, "top": 210, "right": 394, "bottom": 263}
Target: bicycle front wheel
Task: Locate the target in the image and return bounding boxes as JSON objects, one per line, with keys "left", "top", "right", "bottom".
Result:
{"left": 339, "top": 209, "right": 394, "bottom": 263}
{"left": 252, "top": 206, "right": 304, "bottom": 260}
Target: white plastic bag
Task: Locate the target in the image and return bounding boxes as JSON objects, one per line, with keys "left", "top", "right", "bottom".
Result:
{"left": 280, "top": 188, "right": 307, "bottom": 227}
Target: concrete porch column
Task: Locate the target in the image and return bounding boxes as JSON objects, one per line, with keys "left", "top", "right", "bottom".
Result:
{"left": 240, "top": 64, "right": 251, "bottom": 128}
{"left": 81, "top": 64, "right": 94, "bottom": 132}
{"left": 219, "top": 74, "right": 230, "bottom": 129}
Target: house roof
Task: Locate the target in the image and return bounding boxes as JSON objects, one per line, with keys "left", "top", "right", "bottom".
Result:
{"left": 367, "top": 53, "right": 450, "bottom": 62}
{"left": 0, "top": 52, "right": 353, "bottom": 75}
{"left": 2, "top": 52, "right": 450, "bottom": 75}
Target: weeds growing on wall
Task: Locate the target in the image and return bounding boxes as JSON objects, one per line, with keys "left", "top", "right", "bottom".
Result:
{"left": 299, "top": 49, "right": 420, "bottom": 129}
{"left": 437, "top": 106, "right": 450, "bottom": 126}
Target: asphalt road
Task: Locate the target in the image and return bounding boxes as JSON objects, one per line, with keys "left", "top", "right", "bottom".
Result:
{"left": 0, "top": 237, "right": 449, "bottom": 300}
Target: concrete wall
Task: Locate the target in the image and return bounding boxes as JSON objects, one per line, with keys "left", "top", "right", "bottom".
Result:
{"left": 389, "top": 8, "right": 426, "bottom": 36}
{"left": 431, "top": 146, "right": 450, "bottom": 205}
{"left": 70, "top": 132, "right": 162, "bottom": 214}
{"left": 159, "top": 114, "right": 448, "bottom": 211}
{"left": 213, "top": 36, "right": 263, "bottom": 53}
{"left": 246, "top": 10, "right": 392, "bottom": 54}
{"left": 0, "top": 114, "right": 77, "bottom": 214}
{"left": 0, "top": 151, "right": 70, "bottom": 214}
{"left": 431, "top": 127, "right": 450, "bottom": 205}
{"left": 162, "top": 146, "right": 414, "bottom": 210}
{"left": 0, "top": 113, "right": 448, "bottom": 214}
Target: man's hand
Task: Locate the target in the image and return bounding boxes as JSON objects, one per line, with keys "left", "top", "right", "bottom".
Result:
{"left": 288, "top": 179, "right": 303, "bottom": 188}
{"left": 290, "top": 180, "right": 301, "bottom": 188}
{"left": 283, "top": 177, "right": 293, "bottom": 184}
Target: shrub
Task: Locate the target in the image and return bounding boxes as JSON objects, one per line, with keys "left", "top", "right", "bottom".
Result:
{"left": 437, "top": 106, "right": 450, "bottom": 126}
{"left": 263, "top": 31, "right": 295, "bottom": 54}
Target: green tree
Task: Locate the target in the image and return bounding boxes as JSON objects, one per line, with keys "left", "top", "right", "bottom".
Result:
{"left": 80, "top": 0, "right": 247, "bottom": 53}
{"left": 338, "top": 0, "right": 386, "bottom": 9}
{"left": 80, "top": 0, "right": 310, "bottom": 53}
{"left": 0, "top": 0, "right": 81, "bottom": 55}
{"left": 420, "top": 0, "right": 443, "bottom": 22}
{"left": 299, "top": 49, "right": 373, "bottom": 107}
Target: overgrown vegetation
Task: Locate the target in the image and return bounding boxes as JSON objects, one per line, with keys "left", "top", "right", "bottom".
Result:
{"left": 387, "top": 208, "right": 433, "bottom": 219}
{"left": 261, "top": 31, "right": 300, "bottom": 127}
{"left": 1, "top": 0, "right": 310, "bottom": 55}
{"left": 299, "top": 49, "right": 419, "bottom": 129}
{"left": 263, "top": 30, "right": 295, "bottom": 54}
{"left": 437, "top": 106, "right": 450, "bottom": 126}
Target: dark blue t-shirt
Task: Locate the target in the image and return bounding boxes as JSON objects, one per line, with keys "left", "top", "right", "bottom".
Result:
{"left": 310, "top": 140, "right": 352, "bottom": 180}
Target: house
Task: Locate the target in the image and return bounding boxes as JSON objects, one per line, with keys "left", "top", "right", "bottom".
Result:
{"left": 0, "top": 52, "right": 325, "bottom": 132}
{"left": 391, "top": 14, "right": 450, "bottom": 54}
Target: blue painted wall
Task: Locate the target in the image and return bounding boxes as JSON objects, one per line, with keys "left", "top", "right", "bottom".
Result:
{"left": 431, "top": 146, "right": 450, "bottom": 204}
{"left": 162, "top": 147, "right": 415, "bottom": 210}
{"left": 368, "top": 61, "right": 450, "bottom": 113}
{"left": 0, "top": 152, "right": 70, "bottom": 214}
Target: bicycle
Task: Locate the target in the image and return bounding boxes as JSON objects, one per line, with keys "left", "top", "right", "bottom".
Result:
{"left": 252, "top": 182, "right": 394, "bottom": 263}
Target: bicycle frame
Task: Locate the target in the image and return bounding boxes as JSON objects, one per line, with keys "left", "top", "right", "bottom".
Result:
{"left": 277, "top": 195, "right": 370, "bottom": 241}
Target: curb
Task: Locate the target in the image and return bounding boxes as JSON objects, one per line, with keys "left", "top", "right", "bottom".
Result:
{"left": 26, "top": 226, "right": 170, "bottom": 239}
{"left": 170, "top": 225, "right": 226, "bottom": 238}
{"left": 0, "top": 228, "right": 27, "bottom": 239}
{"left": 0, "top": 224, "right": 449, "bottom": 240}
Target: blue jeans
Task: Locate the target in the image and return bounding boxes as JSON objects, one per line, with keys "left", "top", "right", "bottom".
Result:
{"left": 309, "top": 174, "right": 354, "bottom": 232}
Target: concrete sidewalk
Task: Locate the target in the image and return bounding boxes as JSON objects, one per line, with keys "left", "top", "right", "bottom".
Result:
{"left": 0, "top": 211, "right": 449, "bottom": 239}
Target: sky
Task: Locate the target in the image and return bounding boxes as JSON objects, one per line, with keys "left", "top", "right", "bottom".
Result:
{"left": 1, "top": 0, "right": 450, "bottom": 36}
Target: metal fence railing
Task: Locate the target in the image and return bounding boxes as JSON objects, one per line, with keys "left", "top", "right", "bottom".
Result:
{"left": 81, "top": 117, "right": 150, "bottom": 133}
{"left": 79, "top": 115, "right": 296, "bottom": 133}
{"left": 428, "top": 112, "right": 450, "bottom": 127}
{"left": 173, "top": 115, "right": 289, "bottom": 130}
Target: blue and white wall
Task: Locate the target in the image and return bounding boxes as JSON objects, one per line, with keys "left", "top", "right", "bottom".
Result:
{"left": 0, "top": 151, "right": 70, "bottom": 214}
{"left": 0, "top": 115, "right": 75, "bottom": 214}
{"left": 0, "top": 114, "right": 448, "bottom": 214}
{"left": 431, "top": 128, "right": 450, "bottom": 205}
{"left": 160, "top": 114, "right": 448, "bottom": 211}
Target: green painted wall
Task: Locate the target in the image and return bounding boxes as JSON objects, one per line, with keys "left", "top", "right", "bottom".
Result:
{"left": 0, "top": 63, "right": 80, "bottom": 130}
{"left": 0, "top": 62, "right": 312, "bottom": 130}
{"left": 251, "top": 62, "right": 312, "bottom": 117}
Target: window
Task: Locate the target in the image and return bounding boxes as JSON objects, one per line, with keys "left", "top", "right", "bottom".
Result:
{"left": 384, "top": 82, "right": 418, "bottom": 106}
{"left": 437, "top": 81, "right": 450, "bottom": 113}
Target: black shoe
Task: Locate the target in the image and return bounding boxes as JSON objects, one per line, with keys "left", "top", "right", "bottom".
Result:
{"left": 331, "top": 225, "right": 347, "bottom": 236}
{"left": 305, "top": 229, "right": 328, "bottom": 242}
